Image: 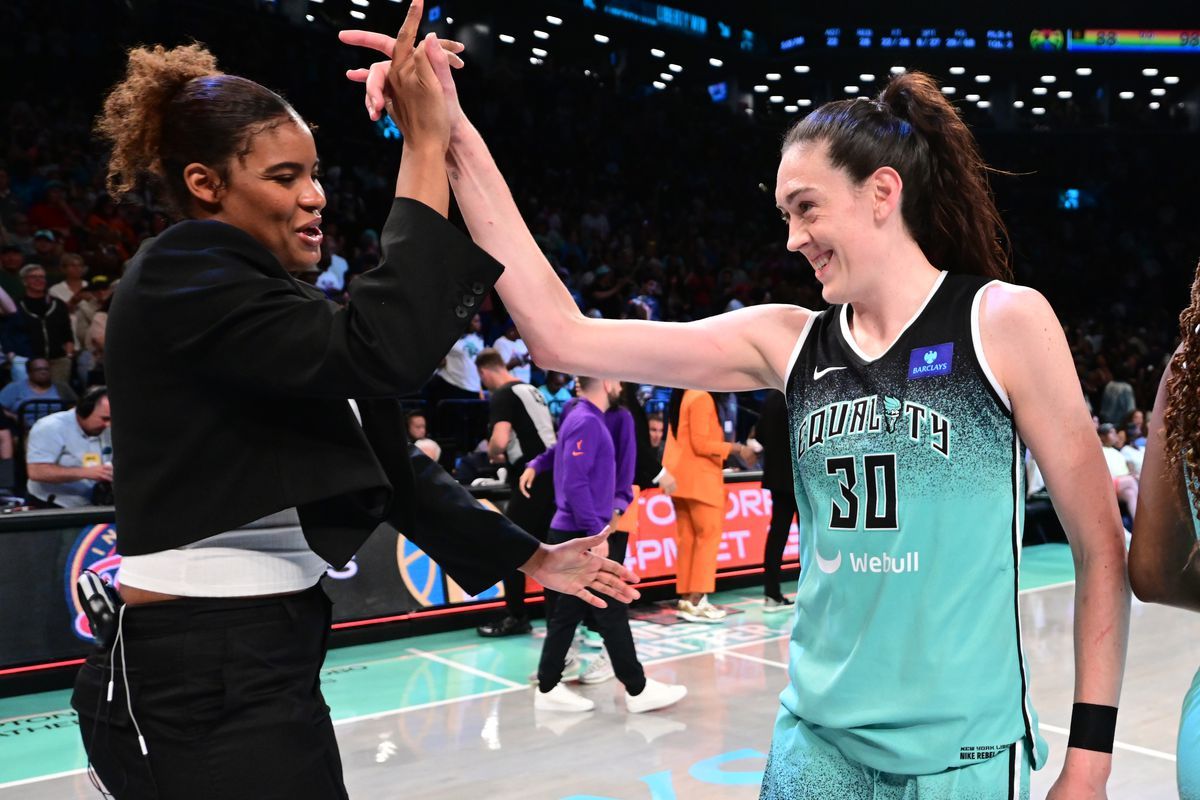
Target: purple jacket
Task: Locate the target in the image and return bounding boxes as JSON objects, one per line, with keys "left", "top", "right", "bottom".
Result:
{"left": 550, "top": 398, "right": 616, "bottom": 535}
{"left": 530, "top": 400, "right": 635, "bottom": 512}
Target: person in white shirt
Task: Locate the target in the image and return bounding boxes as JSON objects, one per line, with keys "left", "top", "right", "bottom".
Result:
{"left": 493, "top": 318, "right": 531, "bottom": 383}
{"left": 1099, "top": 423, "right": 1138, "bottom": 518}
{"left": 435, "top": 312, "right": 484, "bottom": 394}
{"left": 26, "top": 386, "right": 113, "bottom": 508}
{"left": 47, "top": 253, "right": 92, "bottom": 350}
{"left": 1120, "top": 424, "right": 1145, "bottom": 478}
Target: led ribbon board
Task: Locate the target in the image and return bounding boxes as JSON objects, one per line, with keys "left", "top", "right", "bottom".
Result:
{"left": 1068, "top": 29, "right": 1200, "bottom": 52}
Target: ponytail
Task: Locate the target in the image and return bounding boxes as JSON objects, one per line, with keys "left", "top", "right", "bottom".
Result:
{"left": 782, "top": 71, "right": 1011, "bottom": 280}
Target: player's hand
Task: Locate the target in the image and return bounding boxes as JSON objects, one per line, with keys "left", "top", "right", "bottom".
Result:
{"left": 1046, "top": 748, "right": 1110, "bottom": 800}
{"left": 518, "top": 467, "right": 536, "bottom": 498}
{"left": 658, "top": 469, "right": 677, "bottom": 496}
{"left": 520, "top": 527, "right": 640, "bottom": 609}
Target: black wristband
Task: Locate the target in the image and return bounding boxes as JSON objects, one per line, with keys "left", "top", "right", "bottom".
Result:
{"left": 1067, "top": 703, "right": 1118, "bottom": 753}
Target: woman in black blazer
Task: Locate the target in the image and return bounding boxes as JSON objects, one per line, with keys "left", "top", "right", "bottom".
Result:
{"left": 72, "top": 8, "right": 637, "bottom": 799}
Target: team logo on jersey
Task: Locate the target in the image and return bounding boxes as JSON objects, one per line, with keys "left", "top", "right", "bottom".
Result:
{"left": 882, "top": 396, "right": 902, "bottom": 433}
{"left": 908, "top": 342, "right": 954, "bottom": 380}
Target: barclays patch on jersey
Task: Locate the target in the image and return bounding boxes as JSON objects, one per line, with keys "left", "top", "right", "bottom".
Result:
{"left": 908, "top": 342, "right": 954, "bottom": 380}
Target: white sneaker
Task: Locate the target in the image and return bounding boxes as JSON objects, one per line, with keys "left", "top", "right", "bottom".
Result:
{"left": 626, "top": 677, "right": 687, "bottom": 713}
{"left": 527, "top": 652, "right": 582, "bottom": 684}
{"left": 763, "top": 595, "right": 795, "bottom": 614}
{"left": 535, "top": 682, "right": 595, "bottom": 712}
{"left": 580, "top": 649, "right": 615, "bottom": 684}
{"left": 677, "top": 597, "right": 727, "bottom": 624}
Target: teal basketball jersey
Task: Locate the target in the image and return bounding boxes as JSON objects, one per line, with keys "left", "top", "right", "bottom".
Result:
{"left": 779, "top": 271, "right": 1048, "bottom": 775}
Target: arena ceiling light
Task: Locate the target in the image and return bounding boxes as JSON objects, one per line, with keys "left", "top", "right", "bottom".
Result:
{"left": 532, "top": 47, "right": 548, "bottom": 57}
{"left": 594, "top": 33, "right": 610, "bottom": 43}
{"left": 499, "top": 34, "right": 515, "bottom": 43}
{"left": 978, "top": 100, "right": 991, "bottom": 108}
{"left": 754, "top": 84, "right": 768, "bottom": 92}
{"left": 965, "top": 93, "right": 980, "bottom": 102}
{"left": 653, "top": 80, "right": 666, "bottom": 89}
{"left": 766, "top": 72, "right": 781, "bottom": 80}
{"left": 1119, "top": 91, "right": 1135, "bottom": 99}
{"left": 350, "top": 0, "right": 368, "bottom": 6}
{"left": 1013, "top": 100, "right": 1025, "bottom": 108}
{"left": 1032, "top": 87, "right": 1048, "bottom": 95}
{"left": 1151, "top": 87, "right": 1166, "bottom": 96}
{"left": 530, "top": 57, "right": 543, "bottom": 65}
{"left": 859, "top": 73, "right": 875, "bottom": 82}
{"left": 785, "top": 104, "right": 798, "bottom": 112}
{"left": 659, "top": 72, "right": 673, "bottom": 81}
{"left": 770, "top": 95, "right": 784, "bottom": 103}
{"left": 1165, "top": 76, "right": 1180, "bottom": 84}
{"left": 1076, "top": 67, "right": 1093, "bottom": 76}
{"left": 941, "top": 86, "right": 957, "bottom": 95}
{"left": 309, "top": 0, "right": 323, "bottom": 4}
{"left": 974, "top": 74, "right": 991, "bottom": 83}
{"left": 1142, "top": 67, "right": 1159, "bottom": 76}
{"left": 1032, "top": 107, "right": 1046, "bottom": 115}
{"left": 890, "top": 66, "right": 906, "bottom": 75}
{"left": 534, "top": 30, "right": 549, "bottom": 40}
{"left": 546, "top": 15, "right": 563, "bottom": 25}
{"left": 1040, "top": 75, "right": 1056, "bottom": 83}
{"left": 650, "top": 48, "right": 665, "bottom": 57}
{"left": 669, "top": 64, "right": 683, "bottom": 73}
{"left": 1149, "top": 101, "right": 1161, "bottom": 109}
{"left": 949, "top": 66, "right": 965, "bottom": 75}
{"left": 793, "top": 65, "right": 810, "bottom": 73}
{"left": 844, "top": 85, "right": 859, "bottom": 93}
{"left": 305, "top": 13, "right": 314, "bottom": 21}
{"left": 798, "top": 99, "right": 813, "bottom": 106}
{"left": 1057, "top": 90, "right": 1072, "bottom": 99}
{"left": 350, "top": 9, "right": 365, "bottom": 19}
{"left": 709, "top": 57, "right": 723, "bottom": 67}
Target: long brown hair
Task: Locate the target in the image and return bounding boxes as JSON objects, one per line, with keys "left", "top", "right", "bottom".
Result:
{"left": 1164, "top": 260, "right": 1200, "bottom": 525}
{"left": 95, "top": 43, "right": 299, "bottom": 218}
{"left": 782, "top": 71, "right": 1010, "bottom": 280}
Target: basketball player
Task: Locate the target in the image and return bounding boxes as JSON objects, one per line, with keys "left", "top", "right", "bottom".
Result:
{"left": 341, "top": 35, "right": 1128, "bottom": 797}
{"left": 1129, "top": 259, "right": 1200, "bottom": 799}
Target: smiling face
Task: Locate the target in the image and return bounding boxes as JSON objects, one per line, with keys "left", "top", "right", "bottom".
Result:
{"left": 203, "top": 120, "right": 326, "bottom": 273}
{"left": 775, "top": 140, "right": 885, "bottom": 306}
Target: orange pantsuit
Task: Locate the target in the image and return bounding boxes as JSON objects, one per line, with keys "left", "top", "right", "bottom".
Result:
{"left": 663, "top": 391, "right": 732, "bottom": 595}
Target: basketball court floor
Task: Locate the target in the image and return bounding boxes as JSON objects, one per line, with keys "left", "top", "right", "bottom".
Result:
{"left": 0, "top": 544, "right": 1194, "bottom": 799}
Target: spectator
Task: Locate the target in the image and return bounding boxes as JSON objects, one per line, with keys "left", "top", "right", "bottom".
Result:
{"left": 1099, "top": 364, "right": 1137, "bottom": 425}
{"left": 49, "top": 252, "right": 91, "bottom": 348}
{"left": 1121, "top": 424, "right": 1146, "bottom": 479}
{"left": 6, "top": 264, "right": 75, "bottom": 386}
{"left": 30, "top": 230, "right": 64, "bottom": 278}
{"left": 647, "top": 411, "right": 665, "bottom": 456}
{"left": 314, "top": 236, "right": 350, "bottom": 295}
{"left": 0, "top": 245, "right": 24, "bottom": 300}
{"left": 26, "top": 386, "right": 112, "bottom": 508}
{"left": 74, "top": 274, "right": 114, "bottom": 387}
{"left": 429, "top": 312, "right": 484, "bottom": 401}
{"left": 0, "top": 357, "right": 76, "bottom": 429}
{"left": 538, "top": 370, "right": 573, "bottom": 426}
{"left": 26, "top": 182, "right": 81, "bottom": 242}
{"left": 405, "top": 409, "right": 428, "bottom": 441}
{"left": 412, "top": 438, "right": 441, "bottom": 462}
{"left": 492, "top": 318, "right": 532, "bottom": 384}
{"left": 1098, "top": 422, "right": 1138, "bottom": 519}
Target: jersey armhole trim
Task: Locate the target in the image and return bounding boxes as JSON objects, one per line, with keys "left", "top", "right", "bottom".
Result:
{"left": 784, "top": 311, "right": 819, "bottom": 389}
{"left": 971, "top": 281, "right": 1013, "bottom": 413}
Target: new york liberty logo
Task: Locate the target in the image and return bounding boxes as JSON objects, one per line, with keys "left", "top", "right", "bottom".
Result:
{"left": 883, "top": 396, "right": 902, "bottom": 433}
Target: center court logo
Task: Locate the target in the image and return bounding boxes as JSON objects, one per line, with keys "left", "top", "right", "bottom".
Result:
{"left": 814, "top": 547, "right": 920, "bottom": 574}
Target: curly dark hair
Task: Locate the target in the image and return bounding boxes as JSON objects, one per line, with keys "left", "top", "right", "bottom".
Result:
{"left": 95, "top": 43, "right": 298, "bottom": 217}
{"left": 1164, "top": 259, "right": 1200, "bottom": 527}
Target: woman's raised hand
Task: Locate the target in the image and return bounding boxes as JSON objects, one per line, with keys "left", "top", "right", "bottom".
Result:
{"left": 339, "top": 0, "right": 465, "bottom": 142}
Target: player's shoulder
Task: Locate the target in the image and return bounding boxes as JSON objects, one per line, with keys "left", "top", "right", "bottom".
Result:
{"left": 977, "top": 281, "right": 1056, "bottom": 332}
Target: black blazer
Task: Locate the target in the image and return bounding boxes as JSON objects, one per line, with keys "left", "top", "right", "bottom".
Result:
{"left": 107, "top": 198, "right": 537, "bottom": 593}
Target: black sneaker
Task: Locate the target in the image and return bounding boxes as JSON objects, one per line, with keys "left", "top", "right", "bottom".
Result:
{"left": 477, "top": 615, "right": 533, "bottom": 637}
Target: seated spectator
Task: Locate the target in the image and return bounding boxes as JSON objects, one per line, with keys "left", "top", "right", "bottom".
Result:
{"left": 413, "top": 438, "right": 442, "bottom": 463}
{"left": 75, "top": 275, "right": 114, "bottom": 387}
{"left": 493, "top": 319, "right": 532, "bottom": 384}
{"left": 647, "top": 411, "right": 665, "bottom": 459}
{"left": 0, "top": 245, "right": 24, "bottom": 301}
{"left": 538, "top": 371, "right": 574, "bottom": 427}
{"left": 30, "top": 230, "right": 64, "bottom": 278}
{"left": 0, "top": 357, "right": 76, "bottom": 429}
{"left": 1098, "top": 422, "right": 1138, "bottom": 520}
{"left": 6, "top": 264, "right": 75, "bottom": 386}
{"left": 406, "top": 409, "right": 428, "bottom": 441}
{"left": 1121, "top": 424, "right": 1145, "bottom": 478}
{"left": 49, "top": 253, "right": 91, "bottom": 348}
{"left": 26, "top": 386, "right": 112, "bottom": 508}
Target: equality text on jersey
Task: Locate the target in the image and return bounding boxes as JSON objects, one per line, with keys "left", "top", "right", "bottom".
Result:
{"left": 796, "top": 395, "right": 951, "bottom": 460}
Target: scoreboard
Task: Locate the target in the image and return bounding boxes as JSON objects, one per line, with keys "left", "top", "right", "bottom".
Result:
{"left": 1068, "top": 29, "right": 1200, "bottom": 52}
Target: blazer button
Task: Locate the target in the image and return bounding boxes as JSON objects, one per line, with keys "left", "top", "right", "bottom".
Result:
{"left": 471, "top": 282, "right": 485, "bottom": 295}
{"left": 455, "top": 306, "right": 469, "bottom": 319}
{"left": 463, "top": 295, "right": 476, "bottom": 307}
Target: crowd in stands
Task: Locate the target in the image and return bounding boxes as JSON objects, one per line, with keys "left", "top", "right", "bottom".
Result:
{"left": 0, "top": 0, "right": 1195, "bottom": 514}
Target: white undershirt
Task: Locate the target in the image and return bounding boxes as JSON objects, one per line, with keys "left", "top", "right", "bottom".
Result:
{"left": 117, "top": 508, "right": 328, "bottom": 597}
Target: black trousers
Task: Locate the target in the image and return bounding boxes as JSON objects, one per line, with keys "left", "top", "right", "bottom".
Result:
{"left": 537, "top": 528, "right": 644, "bottom": 695}
{"left": 500, "top": 474, "right": 556, "bottom": 618}
{"left": 71, "top": 584, "right": 347, "bottom": 800}
{"left": 763, "top": 484, "right": 797, "bottom": 599}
